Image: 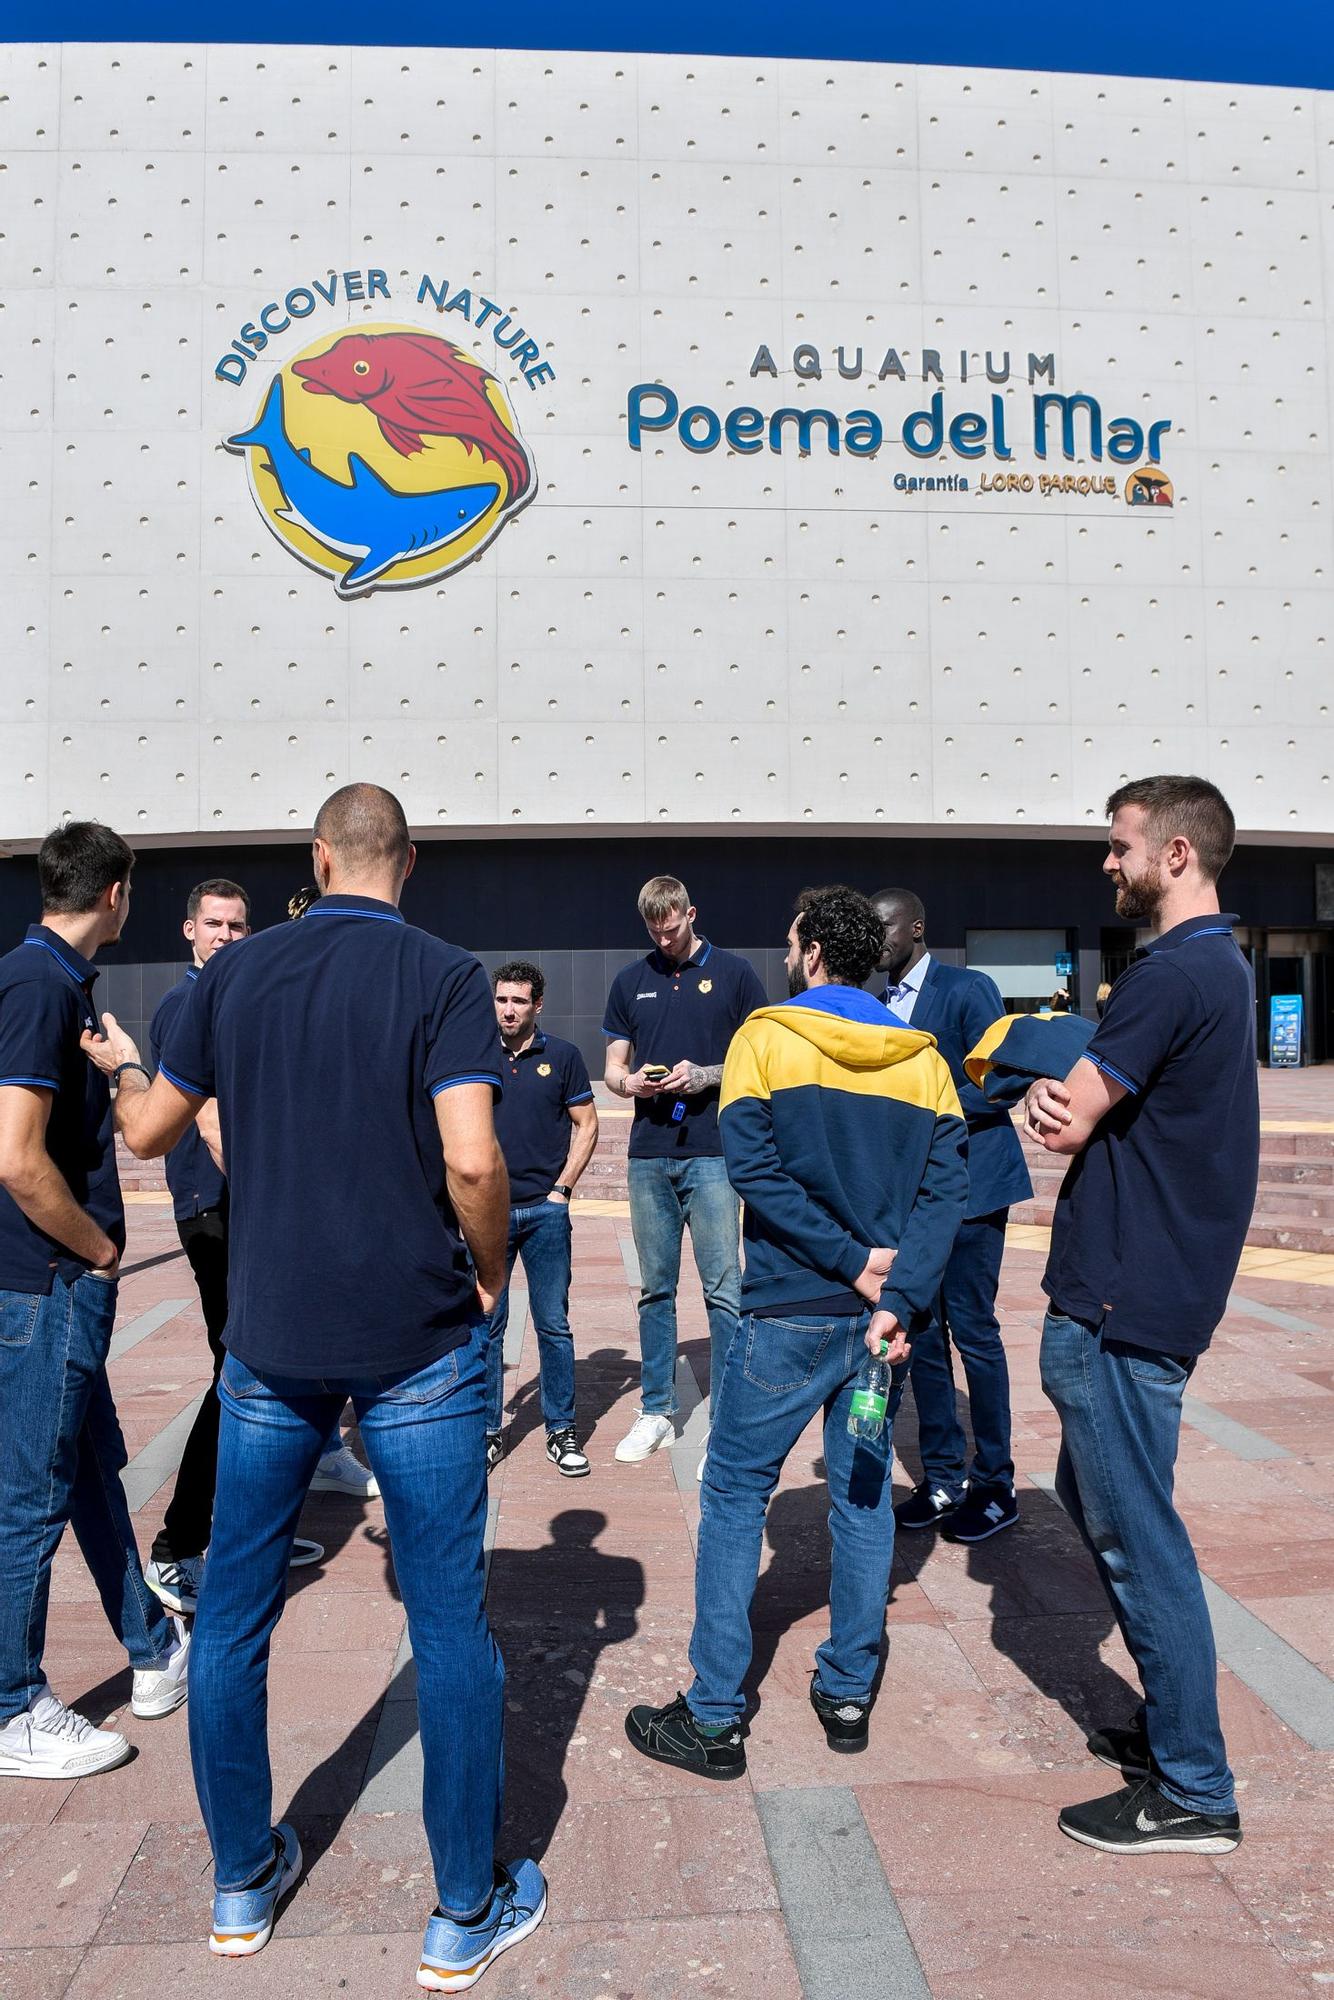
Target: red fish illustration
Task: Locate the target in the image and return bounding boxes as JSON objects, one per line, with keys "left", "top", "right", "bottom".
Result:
{"left": 292, "top": 332, "right": 532, "bottom": 500}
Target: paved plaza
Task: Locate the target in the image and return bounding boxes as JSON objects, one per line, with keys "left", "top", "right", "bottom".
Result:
{"left": 3, "top": 1071, "right": 1334, "bottom": 1998}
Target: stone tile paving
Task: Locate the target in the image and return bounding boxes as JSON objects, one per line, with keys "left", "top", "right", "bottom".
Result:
{"left": 4, "top": 1076, "right": 1334, "bottom": 1996}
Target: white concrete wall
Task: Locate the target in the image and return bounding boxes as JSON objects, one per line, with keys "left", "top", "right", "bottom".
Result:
{"left": 1, "top": 45, "right": 1330, "bottom": 840}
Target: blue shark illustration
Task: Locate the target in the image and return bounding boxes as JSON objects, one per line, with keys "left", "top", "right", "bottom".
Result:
{"left": 226, "top": 377, "right": 500, "bottom": 595}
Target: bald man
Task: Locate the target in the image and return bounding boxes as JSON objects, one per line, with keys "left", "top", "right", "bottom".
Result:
{"left": 86, "top": 786, "right": 547, "bottom": 1985}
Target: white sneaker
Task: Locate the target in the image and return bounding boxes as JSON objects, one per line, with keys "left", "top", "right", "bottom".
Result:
{"left": 311, "top": 1442, "right": 380, "bottom": 1498}
{"left": 132, "top": 1616, "right": 190, "bottom": 1719}
{"left": 614, "top": 1412, "right": 675, "bottom": 1462}
{"left": 144, "top": 1552, "right": 205, "bottom": 1615}
{"left": 0, "top": 1686, "right": 130, "bottom": 1779}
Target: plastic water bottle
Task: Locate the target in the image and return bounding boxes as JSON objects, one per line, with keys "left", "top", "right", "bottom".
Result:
{"left": 847, "top": 1350, "right": 891, "bottom": 1442}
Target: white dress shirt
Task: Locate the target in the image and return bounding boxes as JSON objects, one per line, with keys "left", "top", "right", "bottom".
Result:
{"left": 883, "top": 951, "right": 931, "bottom": 1025}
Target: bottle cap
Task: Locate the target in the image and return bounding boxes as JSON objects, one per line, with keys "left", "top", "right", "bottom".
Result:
{"left": 877, "top": 1339, "right": 890, "bottom": 1358}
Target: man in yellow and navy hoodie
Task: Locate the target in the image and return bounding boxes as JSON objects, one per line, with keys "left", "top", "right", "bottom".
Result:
{"left": 625, "top": 886, "right": 968, "bottom": 1776}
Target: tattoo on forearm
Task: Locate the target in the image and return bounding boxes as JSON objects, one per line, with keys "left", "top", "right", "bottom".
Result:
{"left": 686, "top": 1063, "right": 724, "bottom": 1094}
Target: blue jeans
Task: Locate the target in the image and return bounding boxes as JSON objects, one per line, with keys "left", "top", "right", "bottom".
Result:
{"left": 190, "top": 1325, "right": 504, "bottom": 1916}
{"left": 907, "top": 1209, "right": 1013, "bottom": 1497}
{"left": 0, "top": 1274, "right": 174, "bottom": 1719}
{"left": 688, "top": 1310, "right": 903, "bottom": 1726}
{"left": 627, "top": 1157, "right": 741, "bottom": 1417}
{"left": 1040, "top": 1309, "right": 1235, "bottom": 1816}
{"left": 485, "top": 1199, "right": 576, "bottom": 1434}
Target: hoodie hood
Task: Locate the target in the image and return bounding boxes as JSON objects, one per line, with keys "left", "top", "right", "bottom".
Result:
{"left": 751, "top": 999, "right": 938, "bottom": 1073}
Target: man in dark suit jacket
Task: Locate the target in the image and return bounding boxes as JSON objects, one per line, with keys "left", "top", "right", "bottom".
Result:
{"left": 873, "top": 890, "right": 1032, "bottom": 1542}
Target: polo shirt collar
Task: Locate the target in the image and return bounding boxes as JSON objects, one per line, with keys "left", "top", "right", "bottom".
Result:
{"left": 651, "top": 934, "right": 712, "bottom": 974}
{"left": 504, "top": 1030, "right": 548, "bottom": 1060}
{"left": 304, "top": 895, "right": 405, "bottom": 925}
{"left": 1139, "top": 913, "right": 1239, "bottom": 958}
{"left": 24, "top": 923, "right": 98, "bottom": 988}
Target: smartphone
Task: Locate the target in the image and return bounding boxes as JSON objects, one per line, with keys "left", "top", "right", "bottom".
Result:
{"left": 642, "top": 1064, "right": 671, "bottom": 1080}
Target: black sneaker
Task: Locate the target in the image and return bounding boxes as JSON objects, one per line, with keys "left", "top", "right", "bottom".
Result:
{"left": 485, "top": 1431, "right": 506, "bottom": 1476}
{"left": 1087, "top": 1714, "right": 1152, "bottom": 1779}
{"left": 809, "top": 1675, "right": 870, "bottom": 1754}
{"left": 893, "top": 1479, "right": 964, "bottom": 1532}
{"left": 546, "top": 1429, "right": 591, "bottom": 1478}
{"left": 1059, "top": 1779, "right": 1242, "bottom": 1855}
{"left": 943, "top": 1482, "right": 1018, "bottom": 1544}
{"left": 624, "top": 1693, "right": 746, "bottom": 1781}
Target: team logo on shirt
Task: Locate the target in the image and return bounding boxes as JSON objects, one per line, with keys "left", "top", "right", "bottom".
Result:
{"left": 699, "top": 979, "right": 713, "bottom": 994}
{"left": 224, "top": 323, "right": 536, "bottom": 598}
{"left": 536, "top": 1063, "right": 552, "bottom": 1076}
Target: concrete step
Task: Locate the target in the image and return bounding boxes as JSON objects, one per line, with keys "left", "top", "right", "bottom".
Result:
{"left": 1251, "top": 1183, "right": 1334, "bottom": 1221}
{"left": 1244, "top": 1216, "right": 1334, "bottom": 1253}
{"left": 1254, "top": 1158, "right": 1334, "bottom": 1186}
{"left": 1258, "top": 1130, "right": 1334, "bottom": 1157}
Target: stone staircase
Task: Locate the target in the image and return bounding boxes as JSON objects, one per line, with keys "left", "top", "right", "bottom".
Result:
{"left": 118, "top": 1104, "right": 1334, "bottom": 1254}
{"left": 1011, "top": 1126, "right": 1334, "bottom": 1254}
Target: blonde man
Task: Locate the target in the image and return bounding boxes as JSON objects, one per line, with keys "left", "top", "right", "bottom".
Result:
{"left": 603, "top": 877, "right": 766, "bottom": 1464}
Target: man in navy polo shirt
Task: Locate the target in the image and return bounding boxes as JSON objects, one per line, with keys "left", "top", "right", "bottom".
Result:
{"left": 86, "top": 786, "right": 547, "bottom": 1982}
{"left": 0, "top": 822, "right": 188, "bottom": 1784}
{"left": 603, "top": 876, "right": 767, "bottom": 1466}
{"left": 1025, "top": 775, "right": 1258, "bottom": 1859}
{"left": 872, "top": 888, "right": 1033, "bottom": 1544}
{"left": 486, "top": 959, "right": 599, "bottom": 1478}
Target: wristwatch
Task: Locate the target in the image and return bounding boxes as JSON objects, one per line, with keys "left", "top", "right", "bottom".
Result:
{"left": 112, "top": 1061, "right": 152, "bottom": 1087}
{"left": 553, "top": 1182, "right": 574, "bottom": 1199}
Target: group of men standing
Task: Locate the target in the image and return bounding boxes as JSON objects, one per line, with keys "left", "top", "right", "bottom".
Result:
{"left": 0, "top": 771, "right": 1259, "bottom": 1993}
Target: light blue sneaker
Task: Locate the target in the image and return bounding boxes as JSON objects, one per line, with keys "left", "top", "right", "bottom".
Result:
{"left": 208, "top": 1822, "right": 302, "bottom": 1957}
{"left": 416, "top": 1858, "right": 547, "bottom": 1992}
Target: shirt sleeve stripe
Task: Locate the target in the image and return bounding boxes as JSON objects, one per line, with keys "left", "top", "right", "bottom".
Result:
{"left": 0, "top": 1074, "right": 60, "bottom": 1090}
{"left": 565, "top": 1090, "right": 595, "bottom": 1105}
{"left": 1084, "top": 1052, "right": 1140, "bottom": 1095}
{"left": 429, "top": 1072, "right": 503, "bottom": 1097}
{"left": 158, "top": 1062, "right": 209, "bottom": 1097}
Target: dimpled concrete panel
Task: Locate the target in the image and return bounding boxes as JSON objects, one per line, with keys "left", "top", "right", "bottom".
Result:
{"left": 0, "top": 44, "right": 1329, "bottom": 840}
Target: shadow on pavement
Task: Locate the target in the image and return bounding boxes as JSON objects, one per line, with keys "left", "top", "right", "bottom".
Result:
{"left": 489, "top": 1508, "right": 644, "bottom": 1859}
{"left": 503, "top": 1345, "right": 641, "bottom": 1456}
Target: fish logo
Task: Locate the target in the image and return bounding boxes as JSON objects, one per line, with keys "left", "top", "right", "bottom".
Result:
{"left": 225, "top": 323, "right": 535, "bottom": 597}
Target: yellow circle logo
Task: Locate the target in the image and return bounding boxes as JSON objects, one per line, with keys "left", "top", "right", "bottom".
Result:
{"left": 536, "top": 1062, "right": 552, "bottom": 1077}
{"left": 698, "top": 979, "right": 713, "bottom": 994}
{"left": 1125, "top": 467, "right": 1173, "bottom": 508}
{"left": 224, "top": 322, "right": 535, "bottom": 597}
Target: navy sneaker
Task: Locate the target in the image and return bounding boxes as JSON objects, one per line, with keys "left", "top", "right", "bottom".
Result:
{"left": 943, "top": 1482, "right": 1018, "bottom": 1544}
{"left": 624, "top": 1693, "right": 746, "bottom": 1780}
{"left": 893, "top": 1479, "right": 964, "bottom": 1532}
{"left": 809, "top": 1675, "right": 871, "bottom": 1754}
{"left": 209, "top": 1822, "right": 302, "bottom": 1957}
{"left": 1059, "top": 1779, "right": 1241, "bottom": 1855}
{"left": 417, "top": 1859, "right": 547, "bottom": 1992}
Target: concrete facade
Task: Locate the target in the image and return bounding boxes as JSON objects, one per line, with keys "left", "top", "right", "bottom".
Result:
{"left": 2, "top": 45, "right": 1331, "bottom": 848}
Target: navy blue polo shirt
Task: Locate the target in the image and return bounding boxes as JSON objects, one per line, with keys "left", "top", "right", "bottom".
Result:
{"left": 0, "top": 924, "right": 124, "bottom": 1292}
{"left": 157, "top": 895, "right": 504, "bottom": 1378}
{"left": 1043, "top": 913, "right": 1259, "bottom": 1356}
{"left": 150, "top": 969, "right": 226, "bottom": 1223}
{"left": 603, "top": 938, "right": 768, "bottom": 1159}
{"left": 493, "top": 1030, "right": 593, "bottom": 1205}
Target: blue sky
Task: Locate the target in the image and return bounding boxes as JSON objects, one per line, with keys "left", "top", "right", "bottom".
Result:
{"left": 13, "top": 0, "right": 1334, "bottom": 90}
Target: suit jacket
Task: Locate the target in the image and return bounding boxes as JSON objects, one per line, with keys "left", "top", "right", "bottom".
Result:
{"left": 895, "top": 959, "right": 1033, "bottom": 1219}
